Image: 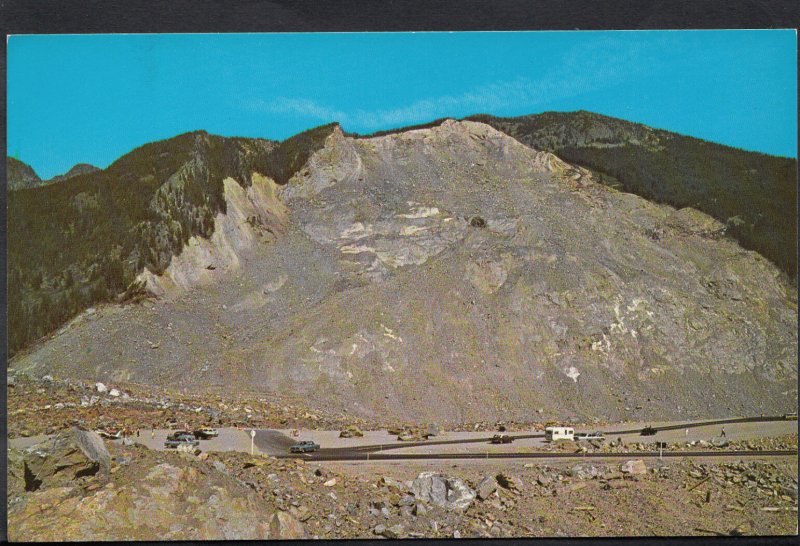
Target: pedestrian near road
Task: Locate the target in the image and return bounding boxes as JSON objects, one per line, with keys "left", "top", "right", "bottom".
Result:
{"left": 685, "top": 428, "right": 688, "bottom": 438}
{"left": 151, "top": 430, "right": 155, "bottom": 440}
{"left": 721, "top": 427, "right": 726, "bottom": 438}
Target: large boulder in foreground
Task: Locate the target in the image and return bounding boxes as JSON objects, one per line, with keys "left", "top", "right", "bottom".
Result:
{"left": 7, "top": 439, "right": 274, "bottom": 541}
{"left": 18, "top": 428, "right": 111, "bottom": 493}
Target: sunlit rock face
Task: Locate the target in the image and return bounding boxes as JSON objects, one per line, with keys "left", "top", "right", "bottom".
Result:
{"left": 12, "top": 120, "right": 797, "bottom": 424}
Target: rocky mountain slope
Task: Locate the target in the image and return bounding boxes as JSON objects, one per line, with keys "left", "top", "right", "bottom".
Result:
{"left": 10, "top": 120, "right": 797, "bottom": 423}
{"left": 466, "top": 111, "right": 798, "bottom": 278}
{"left": 7, "top": 156, "right": 43, "bottom": 190}
{"left": 6, "top": 124, "right": 337, "bottom": 355}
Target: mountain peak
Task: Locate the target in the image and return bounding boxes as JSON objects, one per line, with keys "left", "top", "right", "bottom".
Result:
{"left": 6, "top": 157, "right": 43, "bottom": 190}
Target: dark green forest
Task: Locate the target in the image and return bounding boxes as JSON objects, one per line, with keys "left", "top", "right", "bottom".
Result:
{"left": 7, "top": 124, "right": 337, "bottom": 355}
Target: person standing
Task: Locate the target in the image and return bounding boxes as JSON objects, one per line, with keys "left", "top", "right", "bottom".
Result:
{"left": 721, "top": 427, "right": 726, "bottom": 438}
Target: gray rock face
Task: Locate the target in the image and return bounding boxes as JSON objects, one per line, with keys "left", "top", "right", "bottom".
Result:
{"left": 11, "top": 120, "right": 797, "bottom": 424}
{"left": 411, "top": 472, "right": 476, "bottom": 511}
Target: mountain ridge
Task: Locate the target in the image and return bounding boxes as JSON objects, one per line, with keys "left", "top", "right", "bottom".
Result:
{"left": 8, "top": 119, "right": 797, "bottom": 423}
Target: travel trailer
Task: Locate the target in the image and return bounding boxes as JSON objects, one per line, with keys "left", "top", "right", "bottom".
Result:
{"left": 544, "top": 426, "right": 574, "bottom": 442}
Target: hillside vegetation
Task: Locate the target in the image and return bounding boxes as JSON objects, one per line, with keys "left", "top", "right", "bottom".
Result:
{"left": 7, "top": 124, "right": 337, "bottom": 355}
{"left": 466, "top": 111, "right": 798, "bottom": 279}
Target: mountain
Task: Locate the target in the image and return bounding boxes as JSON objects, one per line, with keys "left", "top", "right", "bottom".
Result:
{"left": 9, "top": 120, "right": 797, "bottom": 424}
{"left": 465, "top": 111, "right": 798, "bottom": 278}
{"left": 48, "top": 163, "right": 101, "bottom": 184}
{"left": 7, "top": 124, "right": 338, "bottom": 355}
{"left": 7, "top": 157, "right": 43, "bottom": 190}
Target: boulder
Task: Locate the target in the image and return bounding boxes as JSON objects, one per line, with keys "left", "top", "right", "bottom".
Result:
{"left": 476, "top": 476, "right": 497, "bottom": 500}
{"left": 426, "top": 423, "right": 440, "bottom": 437}
{"left": 411, "top": 472, "right": 475, "bottom": 511}
{"left": 95, "top": 382, "right": 108, "bottom": 393}
{"left": 446, "top": 478, "right": 477, "bottom": 510}
{"left": 412, "top": 472, "right": 448, "bottom": 506}
{"left": 268, "top": 511, "right": 305, "bottom": 539}
{"left": 781, "top": 483, "right": 798, "bottom": 500}
{"left": 339, "top": 425, "right": 364, "bottom": 438}
{"left": 620, "top": 460, "right": 647, "bottom": 475}
{"left": 383, "top": 524, "right": 405, "bottom": 538}
{"left": 379, "top": 476, "right": 406, "bottom": 491}
{"left": 23, "top": 428, "right": 111, "bottom": 492}
{"left": 109, "top": 388, "right": 121, "bottom": 397}
{"left": 570, "top": 463, "right": 601, "bottom": 480}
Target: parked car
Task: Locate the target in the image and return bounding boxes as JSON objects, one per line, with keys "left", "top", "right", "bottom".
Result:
{"left": 784, "top": 412, "right": 797, "bottom": 420}
{"left": 290, "top": 441, "right": 320, "bottom": 453}
{"left": 193, "top": 428, "right": 219, "bottom": 439}
{"left": 575, "top": 431, "right": 605, "bottom": 441}
{"left": 164, "top": 434, "right": 200, "bottom": 448}
{"left": 491, "top": 434, "right": 513, "bottom": 444}
{"left": 640, "top": 426, "right": 657, "bottom": 436}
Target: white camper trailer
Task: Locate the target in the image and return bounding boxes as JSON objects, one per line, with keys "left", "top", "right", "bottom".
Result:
{"left": 544, "top": 426, "right": 574, "bottom": 442}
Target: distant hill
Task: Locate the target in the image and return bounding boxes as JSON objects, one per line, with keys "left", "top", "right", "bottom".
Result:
{"left": 7, "top": 157, "right": 43, "bottom": 190}
{"left": 48, "top": 163, "right": 101, "bottom": 184}
{"left": 466, "top": 111, "right": 798, "bottom": 279}
{"left": 7, "top": 124, "right": 337, "bottom": 355}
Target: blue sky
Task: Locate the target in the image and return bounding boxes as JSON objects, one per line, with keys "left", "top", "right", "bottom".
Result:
{"left": 7, "top": 30, "right": 797, "bottom": 179}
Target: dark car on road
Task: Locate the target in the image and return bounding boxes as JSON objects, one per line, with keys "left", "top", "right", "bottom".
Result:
{"left": 290, "top": 441, "right": 321, "bottom": 453}
{"left": 491, "top": 434, "right": 513, "bottom": 444}
{"left": 640, "top": 426, "right": 657, "bottom": 436}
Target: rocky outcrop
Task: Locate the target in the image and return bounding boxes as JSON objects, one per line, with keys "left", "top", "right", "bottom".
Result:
{"left": 7, "top": 442, "right": 276, "bottom": 541}
{"left": 7, "top": 156, "right": 42, "bottom": 190}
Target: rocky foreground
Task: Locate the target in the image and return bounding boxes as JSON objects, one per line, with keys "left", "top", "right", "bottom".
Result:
{"left": 7, "top": 427, "right": 797, "bottom": 540}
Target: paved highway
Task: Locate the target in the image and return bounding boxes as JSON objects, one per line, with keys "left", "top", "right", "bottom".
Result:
{"left": 302, "top": 415, "right": 796, "bottom": 454}
{"left": 283, "top": 449, "right": 797, "bottom": 462}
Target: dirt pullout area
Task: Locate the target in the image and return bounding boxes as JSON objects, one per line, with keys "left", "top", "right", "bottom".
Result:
{"left": 9, "top": 427, "right": 797, "bottom": 540}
